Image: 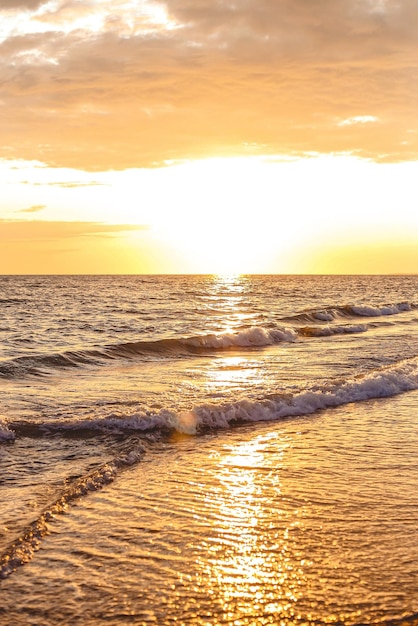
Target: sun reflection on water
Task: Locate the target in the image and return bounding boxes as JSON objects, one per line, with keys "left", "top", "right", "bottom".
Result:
{"left": 193, "top": 433, "right": 309, "bottom": 623}
{"left": 205, "top": 274, "right": 255, "bottom": 333}
{"left": 204, "top": 355, "right": 264, "bottom": 393}
{"left": 175, "top": 275, "right": 313, "bottom": 619}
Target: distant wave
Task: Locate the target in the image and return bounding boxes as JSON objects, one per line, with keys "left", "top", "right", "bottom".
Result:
{"left": 0, "top": 326, "right": 298, "bottom": 379}
{"left": 298, "top": 324, "right": 368, "bottom": 337}
{"left": 0, "top": 298, "right": 28, "bottom": 305}
{"left": 1, "top": 300, "right": 415, "bottom": 380}
{"left": 375, "top": 613, "right": 418, "bottom": 626}
{"left": 283, "top": 301, "right": 416, "bottom": 324}
{"left": 0, "top": 350, "right": 108, "bottom": 379}
{"left": 0, "top": 321, "right": 370, "bottom": 380}
{"left": 5, "top": 357, "right": 417, "bottom": 442}
{"left": 183, "top": 326, "right": 297, "bottom": 348}
{"left": 0, "top": 420, "right": 14, "bottom": 442}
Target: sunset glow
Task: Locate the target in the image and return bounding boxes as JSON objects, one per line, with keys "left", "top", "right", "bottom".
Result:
{"left": 1, "top": 0, "right": 417, "bottom": 274}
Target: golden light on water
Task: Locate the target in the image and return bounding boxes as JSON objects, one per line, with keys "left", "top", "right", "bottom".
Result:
{"left": 205, "top": 356, "right": 260, "bottom": 390}
{"left": 191, "top": 434, "right": 311, "bottom": 623}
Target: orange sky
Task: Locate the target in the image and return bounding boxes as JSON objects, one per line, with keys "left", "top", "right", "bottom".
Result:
{"left": 1, "top": 0, "right": 417, "bottom": 274}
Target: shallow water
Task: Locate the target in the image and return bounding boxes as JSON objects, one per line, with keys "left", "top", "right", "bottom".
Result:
{"left": 1, "top": 393, "right": 418, "bottom": 625}
{"left": 1, "top": 275, "right": 418, "bottom": 623}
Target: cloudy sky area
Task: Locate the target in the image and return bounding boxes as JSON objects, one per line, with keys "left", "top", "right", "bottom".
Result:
{"left": 1, "top": 0, "right": 417, "bottom": 273}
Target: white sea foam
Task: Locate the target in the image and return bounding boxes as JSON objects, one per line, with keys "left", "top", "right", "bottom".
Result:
{"left": 185, "top": 326, "right": 297, "bottom": 348}
{"left": 300, "top": 324, "right": 368, "bottom": 337}
{"left": 314, "top": 311, "right": 336, "bottom": 321}
{"left": 177, "top": 358, "right": 418, "bottom": 434}
{"left": 286, "top": 301, "right": 416, "bottom": 325}
{"left": 0, "top": 418, "right": 15, "bottom": 442}
{"left": 350, "top": 303, "right": 412, "bottom": 317}
{"left": 22, "top": 358, "right": 417, "bottom": 438}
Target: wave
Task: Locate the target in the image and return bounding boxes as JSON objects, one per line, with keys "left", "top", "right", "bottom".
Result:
{"left": 1, "top": 299, "right": 415, "bottom": 380}
{"left": 0, "top": 350, "right": 109, "bottom": 379}
{"left": 0, "top": 420, "right": 14, "bottom": 442}
{"left": 373, "top": 614, "right": 418, "bottom": 626}
{"left": 0, "top": 321, "right": 369, "bottom": 380}
{"left": 183, "top": 326, "right": 297, "bottom": 348}
{"left": 5, "top": 357, "right": 417, "bottom": 442}
{"left": 1, "top": 357, "right": 417, "bottom": 580}
{"left": 0, "top": 316, "right": 401, "bottom": 380}
{"left": 0, "top": 298, "right": 27, "bottom": 305}
{"left": 298, "top": 323, "right": 368, "bottom": 337}
{"left": 179, "top": 357, "right": 417, "bottom": 433}
{"left": 284, "top": 301, "right": 416, "bottom": 324}
{"left": 0, "top": 326, "right": 298, "bottom": 379}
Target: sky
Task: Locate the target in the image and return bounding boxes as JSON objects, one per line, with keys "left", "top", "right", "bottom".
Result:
{"left": 1, "top": 0, "right": 417, "bottom": 274}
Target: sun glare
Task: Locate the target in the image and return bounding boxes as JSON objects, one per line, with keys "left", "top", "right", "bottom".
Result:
{"left": 149, "top": 157, "right": 303, "bottom": 274}
{"left": 2, "top": 154, "right": 418, "bottom": 274}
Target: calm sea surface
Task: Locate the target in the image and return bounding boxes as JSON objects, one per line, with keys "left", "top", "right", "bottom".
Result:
{"left": 0, "top": 275, "right": 417, "bottom": 624}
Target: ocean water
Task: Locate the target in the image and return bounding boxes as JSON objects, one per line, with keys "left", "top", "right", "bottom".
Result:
{"left": 0, "top": 274, "right": 417, "bottom": 625}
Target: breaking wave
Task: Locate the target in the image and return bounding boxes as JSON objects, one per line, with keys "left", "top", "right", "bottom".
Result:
{"left": 284, "top": 301, "right": 416, "bottom": 324}
{"left": 298, "top": 324, "right": 368, "bottom": 337}
{"left": 5, "top": 357, "right": 417, "bottom": 441}
{"left": 0, "top": 420, "right": 15, "bottom": 443}
{"left": 1, "top": 356, "right": 417, "bottom": 578}
{"left": 0, "top": 299, "right": 415, "bottom": 380}
{"left": 0, "top": 326, "right": 298, "bottom": 379}
{"left": 0, "top": 323, "right": 365, "bottom": 379}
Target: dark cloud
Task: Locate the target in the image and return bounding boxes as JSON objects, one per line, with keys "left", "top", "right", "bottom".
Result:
{"left": 163, "top": 0, "right": 418, "bottom": 60}
{"left": 0, "top": 0, "right": 47, "bottom": 9}
{"left": 0, "top": 0, "right": 417, "bottom": 168}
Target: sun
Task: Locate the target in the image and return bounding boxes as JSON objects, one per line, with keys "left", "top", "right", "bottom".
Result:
{"left": 148, "top": 157, "right": 301, "bottom": 274}
{"left": 158, "top": 219, "right": 268, "bottom": 274}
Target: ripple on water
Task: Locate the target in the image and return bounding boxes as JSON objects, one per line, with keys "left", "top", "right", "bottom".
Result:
{"left": 1, "top": 392, "right": 417, "bottom": 625}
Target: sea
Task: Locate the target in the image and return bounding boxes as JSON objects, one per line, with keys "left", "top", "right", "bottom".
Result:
{"left": 0, "top": 274, "right": 417, "bottom": 625}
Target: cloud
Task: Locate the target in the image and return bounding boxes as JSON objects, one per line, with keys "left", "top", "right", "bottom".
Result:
{"left": 0, "top": 220, "right": 149, "bottom": 240}
{"left": 19, "top": 204, "right": 46, "bottom": 212}
{"left": 24, "top": 181, "right": 108, "bottom": 187}
{"left": 338, "top": 116, "right": 379, "bottom": 127}
{"left": 0, "top": 0, "right": 46, "bottom": 9}
{"left": 0, "top": 0, "right": 417, "bottom": 168}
